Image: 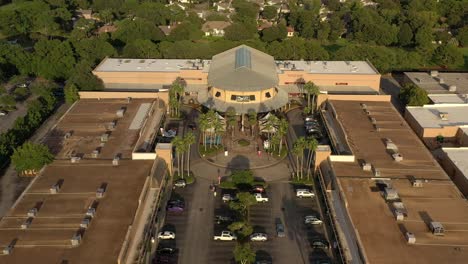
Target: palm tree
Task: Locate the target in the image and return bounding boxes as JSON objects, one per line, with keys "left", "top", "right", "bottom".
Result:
{"left": 293, "top": 137, "right": 306, "bottom": 179}
{"left": 277, "top": 118, "right": 289, "bottom": 156}
{"left": 173, "top": 136, "right": 184, "bottom": 177}
{"left": 303, "top": 81, "right": 320, "bottom": 113}
{"left": 226, "top": 108, "right": 236, "bottom": 138}
{"left": 185, "top": 132, "right": 195, "bottom": 178}
{"left": 199, "top": 113, "right": 209, "bottom": 151}
{"left": 170, "top": 78, "right": 185, "bottom": 117}
{"left": 305, "top": 137, "right": 318, "bottom": 179}
{"left": 247, "top": 110, "right": 257, "bottom": 137}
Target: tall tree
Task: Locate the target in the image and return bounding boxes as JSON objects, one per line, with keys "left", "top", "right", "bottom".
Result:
{"left": 398, "top": 23, "right": 413, "bottom": 47}
{"left": 233, "top": 243, "right": 255, "bottom": 264}
{"left": 185, "top": 131, "right": 195, "bottom": 178}
{"left": 11, "top": 142, "right": 54, "bottom": 174}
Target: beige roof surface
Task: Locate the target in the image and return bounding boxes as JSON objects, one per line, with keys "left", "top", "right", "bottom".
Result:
{"left": 201, "top": 21, "right": 231, "bottom": 32}
{"left": 429, "top": 94, "right": 468, "bottom": 104}
{"left": 405, "top": 72, "right": 468, "bottom": 94}
{"left": 442, "top": 147, "right": 468, "bottom": 180}
{"left": 406, "top": 104, "right": 468, "bottom": 128}
{"left": 326, "top": 99, "right": 468, "bottom": 264}
{"left": 0, "top": 99, "right": 157, "bottom": 264}
{"left": 207, "top": 45, "right": 279, "bottom": 91}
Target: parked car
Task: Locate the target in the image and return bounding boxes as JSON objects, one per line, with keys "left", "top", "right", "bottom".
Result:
{"left": 253, "top": 193, "right": 269, "bottom": 203}
{"left": 215, "top": 215, "right": 234, "bottom": 225}
{"left": 304, "top": 215, "right": 323, "bottom": 225}
{"left": 166, "top": 205, "right": 184, "bottom": 213}
{"left": 304, "top": 115, "right": 316, "bottom": 122}
{"left": 188, "top": 122, "right": 197, "bottom": 130}
{"left": 312, "top": 239, "right": 330, "bottom": 249}
{"left": 157, "top": 231, "right": 176, "bottom": 240}
{"left": 296, "top": 189, "right": 315, "bottom": 198}
{"left": 167, "top": 199, "right": 184, "bottom": 207}
{"left": 275, "top": 218, "right": 285, "bottom": 238}
{"left": 214, "top": 231, "right": 237, "bottom": 241}
{"left": 251, "top": 185, "right": 265, "bottom": 193}
{"left": 314, "top": 259, "right": 332, "bottom": 264}
{"left": 222, "top": 194, "right": 236, "bottom": 203}
{"left": 255, "top": 261, "right": 272, "bottom": 264}
{"left": 174, "top": 179, "right": 186, "bottom": 188}
{"left": 154, "top": 247, "right": 177, "bottom": 264}
{"left": 0, "top": 110, "right": 7, "bottom": 116}
{"left": 250, "top": 233, "right": 268, "bottom": 242}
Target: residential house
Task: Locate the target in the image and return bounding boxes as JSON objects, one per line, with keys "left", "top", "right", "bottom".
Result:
{"left": 97, "top": 25, "right": 118, "bottom": 34}
{"left": 214, "top": 1, "right": 234, "bottom": 12}
{"left": 76, "top": 9, "right": 96, "bottom": 20}
{"left": 279, "top": 3, "right": 290, "bottom": 14}
{"left": 159, "top": 25, "right": 178, "bottom": 36}
{"left": 286, "top": 26, "right": 294, "bottom": 37}
{"left": 202, "top": 21, "right": 231, "bottom": 37}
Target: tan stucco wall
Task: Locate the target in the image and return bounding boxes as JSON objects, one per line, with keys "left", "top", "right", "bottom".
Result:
{"left": 211, "top": 87, "right": 277, "bottom": 104}
{"left": 439, "top": 154, "right": 468, "bottom": 197}
{"left": 404, "top": 110, "right": 425, "bottom": 138}
{"left": 93, "top": 70, "right": 208, "bottom": 85}
{"left": 79, "top": 91, "right": 169, "bottom": 107}
{"left": 457, "top": 129, "right": 468, "bottom": 147}
{"left": 278, "top": 71, "right": 381, "bottom": 91}
{"left": 317, "top": 94, "right": 391, "bottom": 108}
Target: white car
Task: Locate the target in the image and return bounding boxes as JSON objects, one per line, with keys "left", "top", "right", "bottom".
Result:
{"left": 304, "top": 215, "right": 323, "bottom": 225}
{"left": 157, "top": 231, "right": 175, "bottom": 240}
{"left": 296, "top": 189, "right": 315, "bottom": 198}
{"left": 222, "top": 194, "right": 236, "bottom": 203}
{"left": 0, "top": 111, "right": 7, "bottom": 116}
{"left": 253, "top": 193, "right": 269, "bottom": 203}
{"left": 214, "top": 231, "right": 237, "bottom": 241}
{"left": 250, "top": 233, "right": 268, "bottom": 242}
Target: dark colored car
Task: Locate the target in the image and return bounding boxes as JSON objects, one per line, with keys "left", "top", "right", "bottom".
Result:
{"left": 312, "top": 239, "right": 330, "bottom": 249}
{"left": 167, "top": 199, "right": 184, "bottom": 206}
{"left": 154, "top": 247, "right": 177, "bottom": 264}
{"left": 251, "top": 185, "right": 265, "bottom": 193}
{"left": 215, "top": 215, "right": 234, "bottom": 224}
{"left": 166, "top": 205, "right": 184, "bottom": 213}
{"left": 275, "top": 218, "right": 285, "bottom": 237}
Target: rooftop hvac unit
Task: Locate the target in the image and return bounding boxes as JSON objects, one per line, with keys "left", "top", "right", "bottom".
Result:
{"left": 406, "top": 232, "right": 416, "bottom": 244}
{"left": 385, "top": 138, "right": 398, "bottom": 151}
{"left": 360, "top": 103, "right": 367, "bottom": 110}
{"left": 412, "top": 179, "right": 423, "bottom": 187}
{"left": 393, "top": 202, "right": 407, "bottom": 216}
{"left": 86, "top": 207, "right": 96, "bottom": 218}
{"left": 449, "top": 85, "right": 457, "bottom": 92}
{"left": 370, "top": 117, "right": 377, "bottom": 125}
{"left": 71, "top": 156, "right": 81, "bottom": 163}
{"left": 27, "top": 208, "right": 38, "bottom": 217}
{"left": 64, "top": 132, "right": 72, "bottom": 139}
{"left": 362, "top": 162, "right": 372, "bottom": 171}
{"left": 71, "top": 234, "right": 82, "bottom": 246}
{"left": 127, "top": 97, "right": 132, "bottom": 103}
{"left": 21, "top": 217, "right": 33, "bottom": 229}
{"left": 80, "top": 218, "right": 91, "bottom": 229}
{"left": 109, "top": 120, "right": 117, "bottom": 130}
{"left": 392, "top": 153, "right": 403, "bottom": 162}
{"left": 91, "top": 149, "right": 100, "bottom": 158}
{"left": 50, "top": 184, "right": 60, "bottom": 194}
{"left": 113, "top": 155, "right": 120, "bottom": 166}
{"left": 395, "top": 210, "right": 405, "bottom": 221}
{"left": 372, "top": 166, "right": 381, "bottom": 177}
{"left": 430, "top": 222, "right": 445, "bottom": 236}
{"left": 430, "top": 70, "right": 438, "bottom": 77}
{"left": 373, "top": 124, "right": 380, "bottom": 131}
{"left": 439, "top": 112, "right": 449, "bottom": 121}
{"left": 96, "top": 188, "right": 105, "bottom": 198}
{"left": 365, "top": 110, "right": 370, "bottom": 115}
{"left": 384, "top": 187, "right": 399, "bottom": 200}
{"left": 439, "top": 78, "right": 445, "bottom": 84}
{"left": 101, "top": 133, "right": 109, "bottom": 143}
{"left": 116, "top": 108, "right": 126, "bottom": 117}
{"left": 2, "top": 245, "right": 12, "bottom": 255}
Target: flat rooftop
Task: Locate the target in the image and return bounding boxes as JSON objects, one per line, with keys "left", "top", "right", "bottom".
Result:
{"left": 442, "top": 148, "right": 468, "bottom": 179}
{"left": 277, "top": 60, "right": 378, "bottom": 74}
{"left": 94, "top": 58, "right": 378, "bottom": 75}
{"left": 325, "top": 99, "right": 468, "bottom": 264}
{"left": 429, "top": 94, "right": 468, "bottom": 104}
{"left": 406, "top": 104, "right": 468, "bottom": 128}
{"left": 405, "top": 72, "right": 468, "bottom": 94}
{"left": 0, "top": 99, "right": 159, "bottom": 263}
{"left": 93, "top": 58, "right": 211, "bottom": 72}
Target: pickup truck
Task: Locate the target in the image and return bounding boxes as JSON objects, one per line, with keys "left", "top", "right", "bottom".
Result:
{"left": 214, "top": 231, "right": 237, "bottom": 241}
{"left": 254, "top": 193, "right": 269, "bottom": 203}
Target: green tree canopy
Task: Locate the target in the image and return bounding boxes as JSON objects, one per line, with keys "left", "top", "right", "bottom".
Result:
{"left": 64, "top": 83, "right": 79, "bottom": 104}
{"left": 112, "top": 19, "right": 165, "bottom": 45}
{"left": 233, "top": 243, "right": 256, "bottom": 264}
{"left": 231, "top": 170, "right": 254, "bottom": 186}
{"left": 261, "top": 24, "right": 287, "bottom": 42}
{"left": 398, "top": 23, "right": 413, "bottom": 47}
{"left": 11, "top": 142, "right": 54, "bottom": 173}
{"left": 262, "top": 6, "right": 278, "bottom": 20}
{"left": 32, "top": 39, "right": 76, "bottom": 80}
{"left": 168, "top": 23, "right": 203, "bottom": 41}
{"left": 399, "top": 83, "right": 429, "bottom": 106}
{"left": 225, "top": 22, "right": 257, "bottom": 41}
{"left": 123, "top": 39, "right": 160, "bottom": 58}
{"left": 457, "top": 26, "right": 468, "bottom": 47}
{"left": 432, "top": 44, "right": 463, "bottom": 67}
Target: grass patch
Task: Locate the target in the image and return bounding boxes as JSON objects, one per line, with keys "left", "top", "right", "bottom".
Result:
{"left": 291, "top": 177, "right": 314, "bottom": 186}
{"left": 237, "top": 139, "right": 250, "bottom": 147}
{"left": 199, "top": 144, "right": 224, "bottom": 156}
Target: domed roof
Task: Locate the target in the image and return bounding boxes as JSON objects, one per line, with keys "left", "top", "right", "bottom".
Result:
{"left": 208, "top": 45, "right": 279, "bottom": 91}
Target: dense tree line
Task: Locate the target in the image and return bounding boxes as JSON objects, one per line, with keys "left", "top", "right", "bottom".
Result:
{"left": 0, "top": 80, "right": 58, "bottom": 166}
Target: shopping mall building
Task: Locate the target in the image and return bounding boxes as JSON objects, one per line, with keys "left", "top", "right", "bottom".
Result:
{"left": 92, "top": 45, "right": 381, "bottom": 113}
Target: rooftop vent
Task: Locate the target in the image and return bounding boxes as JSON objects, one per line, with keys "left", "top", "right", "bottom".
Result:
{"left": 86, "top": 207, "right": 96, "bottom": 218}
{"left": 430, "top": 70, "right": 438, "bottom": 77}
{"left": 439, "top": 78, "right": 445, "bottom": 84}
{"left": 392, "top": 153, "right": 403, "bottom": 162}
{"left": 91, "top": 149, "right": 100, "bottom": 158}
{"left": 439, "top": 112, "right": 449, "bottom": 121}
{"left": 362, "top": 162, "right": 372, "bottom": 171}
{"left": 372, "top": 166, "right": 381, "bottom": 177}
{"left": 2, "top": 245, "right": 13, "bottom": 255}
{"left": 429, "top": 222, "right": 444, "bottom": 236}
{"left": 412, "top": 179, "right": 423, "bottom": 187}
{"left": 71, "top": 156, "right": 81, "bottom": 163}
{"left": 113, "top": 155, "right": 120, "bottom": 166}
{"left": 64, "top": 131, "right": 72, "bottom": 139}
{"left": 406, "top": 232, "right": 416, "bottom": 244}
{"left": 127, "top": 97, "right": 132, "bottom": 103}
{"left": 96, "top": 184, "right": 106, "bottom": 198}
{"left": 360, "top": 103, "right": 367, "bottom": 110}
{"left": 50, "top": 183, "right": 60, "bottom": 194}
{"left": 370, "top": 117, "right": 377, "bottom": 125}
{"left": 27, "top": 208, "right": 38, "bottom": 217}
{"left": 116, "top": 107, "right": 126, "bottom": 117}
{"left": 395, "top": 210, "right": 405, "bottom": 221}
{"left": 101, "top": 133, "right": 110, "bottom": 143}
{"left": 385, "top": 138, "right": 398, "bottom": 151}
{"left": 71, "top": 234, "right": 82, "bottom": 246}
{"left": 109, "top": 120, "right": 117, "bottom": 130}
{"left": 80, "top": 218, "right": 91, "bottom": 229}
{"left": 21, "top": 217, "right": 33, "bottom": 229}
{"left": 449, "top": 85, "right": 457, "bottom": 92}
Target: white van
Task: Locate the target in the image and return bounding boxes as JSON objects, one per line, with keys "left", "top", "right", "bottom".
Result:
{"left": 296, "top": 189, "right": 315, "bottom": 198}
